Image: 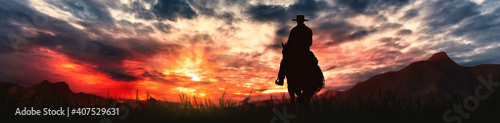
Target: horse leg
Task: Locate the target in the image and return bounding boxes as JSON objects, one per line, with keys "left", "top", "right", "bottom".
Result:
{"left": 288, "top": 85, "right": 297, "bottom": 112}
{"left": 297, "top": 89, "right": 308, "bottom": 114}
{"left": 303, "top": 88, "right": 315, "bottom": 104}
{"left": 302, "top": 89, "right": 316, "bottom": 115}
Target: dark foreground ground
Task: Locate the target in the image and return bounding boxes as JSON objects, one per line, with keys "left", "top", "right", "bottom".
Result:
{"left": 3, "top": 91, "right": 500, "bottom": 123}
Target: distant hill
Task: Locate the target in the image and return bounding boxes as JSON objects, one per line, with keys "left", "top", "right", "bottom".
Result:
{"left": 333, "top": 52, "right": 500, "bottom": 103}
{"left": 0, "top": 80, "right": 107, "bottom": 109}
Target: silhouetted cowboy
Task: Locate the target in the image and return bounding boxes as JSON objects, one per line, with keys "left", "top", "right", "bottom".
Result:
{"left": 275, "top": 15, "right": 324, "bottom": 114}
{"left": 276, "top": 15, "right": 319, "bottom": 85}
{"left": 288, "top": 15, "right": 312, "bottom": 51}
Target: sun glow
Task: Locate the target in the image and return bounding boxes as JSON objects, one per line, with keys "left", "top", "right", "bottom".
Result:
{"left": 61, "top": 64, "right": 77, "bottom": 69}
{"left": 187, "top": 73, "right": 201, "bottom": 81}
{"left": 164, "top": 68, "right": 203, "bottom": 81}
{"left": 173, "top": 87, "right": 206, "bottom": 97}
{"left": 261, "top": 89, "right": 288, "bottom": 94}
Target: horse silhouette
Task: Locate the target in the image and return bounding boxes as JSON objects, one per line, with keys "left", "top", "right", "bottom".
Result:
{"left": 275, "top": 15, "right": 324, "bottom": 112}
{"left": 278, "top": 42, "right": 324, "bottom": 111}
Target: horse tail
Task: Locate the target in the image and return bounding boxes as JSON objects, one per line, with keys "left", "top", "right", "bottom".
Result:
{"left": 312, "top": 65, "right": 325, "bottom": 94}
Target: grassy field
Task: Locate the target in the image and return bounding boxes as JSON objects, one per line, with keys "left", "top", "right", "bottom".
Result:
{"left": 108, "top": 89, "right": 500, "bottom": 123}
{"left": 5, "top": 88, "right": 500, "bottom": 123}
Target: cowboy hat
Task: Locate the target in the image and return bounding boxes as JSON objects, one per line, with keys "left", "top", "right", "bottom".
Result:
{"left": 292, "top": 15, "right": 308, "bottom": 21}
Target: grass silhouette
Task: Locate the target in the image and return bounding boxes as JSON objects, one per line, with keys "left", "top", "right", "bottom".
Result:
{"left": 122, "top": 86, "right": 500, "bottom": 123}
{"left": 4, "top": 86, "right": 500, "bottom": 123}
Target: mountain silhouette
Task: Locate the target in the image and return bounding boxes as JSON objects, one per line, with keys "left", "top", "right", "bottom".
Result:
{"left": 0, "top": 80, "right": 107, "bottom": 109}
{"left": 333, "top": 51, "right": 500, "bottom": 103}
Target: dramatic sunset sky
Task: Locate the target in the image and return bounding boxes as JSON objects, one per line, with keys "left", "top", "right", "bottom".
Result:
{"left": 1, "top": 0, "right": 499, "bottom": 102}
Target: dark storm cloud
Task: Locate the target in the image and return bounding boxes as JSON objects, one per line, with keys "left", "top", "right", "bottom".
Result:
{"left": 445, "top": 6, "right": 500, "bottom": 66}
{"left": 401, "top": 8, "right": 419, "bottom": 20}
{"left": 211, "top": 52, "right": 274, "bottom": 74}
{"left": 451, "top": 7, "right": 500, "bottom": 45}
{"left": 247, "top": 4, "right": 288, "bottom": 22}
{"left": 152, "top": 0, "right": 197, "bottom": 21}
{"left": 247, "top": 0, "right": 329, "bottom": 50}
{"left": 153, "top": 22, "right": 171, "bottom": 33}
{"left": 276, "top": 26, "right": 290, "bottom": 37}
{"left": 46, "top": 0, "right": 114, "bottom": 24}
{"left": 247, "top": 0, "right": 327, "bottom": 23}
{"left": 247, "top": 4, "right": 288, "bottom": 50}
{"left": 141, "top": 70, "right": 165, "bottom": 79}
{"left": 379, "top": 23, "right": 402, "bottom": 30}
{"left": 316, "top": 21, "right": 402, "bottom": 47}
{"left": 266, "top": 41, "right": 284, "bottom": 51}
{"left": 94, "top": 67, "right": 139, "bottom": 82}
{"left": 378, "top": 37, "right": 406, "bottom": 49}
{"left": 223, "top": 0, "right": 247, "bottom": 5}
{"left": 140, "top": 70, "right": 195, "bottom": 85}
{"left": 317, "top": 21, "right": 357, "bottom": 45}
{"left": 114, "top": 19, "right": 155, "bottom": 35}
{"left": 0, "top": 1, "right": 41, "bottom": 53}
{"left": 317, "top": 20, "right": 349, "bottom": 29}
{"left": 0, "top": 27, "right": 18, "bottom": 53}
{"left": 347, "top": 30, "right": 371, "bottom": 40}
{"left": 250, "top": 0, "right": 412, "bottom": 48}
{"left": 457, "top": 47, "right": 500, "bottom": 66}
{"left": 407, "top": 0, "right": 500, "bottom": 66}
{"left": 396, "top": 29, "right": 412, "bottom": 36}
{"left": 21, "top": 15, "right": 131, "bottom": 67}
{"left": 336, "top": 0, "right": 369, "bottom": 13}
{"left": 425, "top": 0, "right": 480, "bottom": 31}
{"left": 289, "top": 0, "right": 327, "bottom": 18}
{"left": 140, "top": 70, "right": 178, "bottom": 84}
{"left": 378, "top": 37, "right": 399, "bottom": 42}
{"left": 126, "top": 0, "right": 218, "bottom": 21}
{"left": 187, "top": 0, "right": 217, "bottom": 16}
{"left": 0, "top": 0, "right": 185, "bottom": 84}
{"left": 267, "top": 25, "right": 291, "bottom": 51}
{"left": 129, "top": 1, "right": 156, "bottom": 20}
{"left": 325, "top": 65, "right": 338, "bottom": 71}
{"left": 336, "top": 0, "right": 409, "bottom": 14}
{"left": 218, "top": 12, "right": 239, "bottom": 24}
{"left": 85, "top": 41, "right": 130, "bottom": 62}
{"left": 248, "top": 0, "right": 412, "bottom": 48}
